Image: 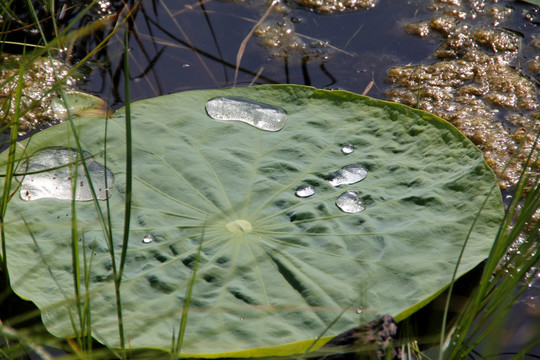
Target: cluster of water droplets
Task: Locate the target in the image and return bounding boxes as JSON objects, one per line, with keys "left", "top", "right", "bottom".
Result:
{"left": 16, "top": 147, "right": 114, "bottom": 201}
{"left": 204, "top": 97, "right": 367, "bottom": 213}
{"left": 295, "top": 144, "right": 367, "bottom": 213}
{"left": 205, "top": 96, "right": 288, "bottom": 132}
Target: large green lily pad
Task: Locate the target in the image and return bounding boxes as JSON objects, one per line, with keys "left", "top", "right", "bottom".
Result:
{"left": 1, "top": 85, "right": 503, "bottom": 356}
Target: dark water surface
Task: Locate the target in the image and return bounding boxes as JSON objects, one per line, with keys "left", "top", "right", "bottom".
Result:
{"left": 79, "top": 0, "right": 538, "bottom": 109}
{"left": 80, "top": 0, "right": 448, "bottom": 107}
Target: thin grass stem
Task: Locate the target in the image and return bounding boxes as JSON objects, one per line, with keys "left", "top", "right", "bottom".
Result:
{"left": 172, "top": 228, "right": 205, "bottom": 359}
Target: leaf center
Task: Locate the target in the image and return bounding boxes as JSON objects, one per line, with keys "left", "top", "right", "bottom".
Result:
{"left": 226, "top": 219, "right": 253, "bottom": 234}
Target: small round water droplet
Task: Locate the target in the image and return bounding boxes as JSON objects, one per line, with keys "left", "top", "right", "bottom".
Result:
{"left": 336, "top": 191, "right": 366, "bottom": 213}
{"left": 205, "top": 96, "right": 288, "bottom": 132}
{"left": 356, "top": 307, "right": 364, "bottom": 314}
{"left": 327, "top": 165, "right": 368, "bottom": 187}
{"left": 341, "top": 144, "right": 355, "bottom": 154}
{"left": 240, "top": 315, "right": 245, "bottom": 321}
{"left": 142, "top": 235, "right": 154, "bottom": 244}
{"left": 295, "top": 184, "right": 315, "bottom": 198}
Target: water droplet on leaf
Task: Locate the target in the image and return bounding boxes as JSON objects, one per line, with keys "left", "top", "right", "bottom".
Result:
{"left": 17, "top": 148, "right": 114, "bottom": 201}
{"left": 341, "top": 144, "right": 355, "bottom": 154}
{"left": 327, "top": 165, "right": 367, "bottom": 186}
{"left": 295, "top": 184, "right": 315, "bottom": 198}
{"left": 205, "top": 96, "right": 288, "bottom": 132}
{"left": 336, "top": 191, "right": 366, "bottom": 213}
{"left": 143, "top": 235, "right": 154, "bottom": 244}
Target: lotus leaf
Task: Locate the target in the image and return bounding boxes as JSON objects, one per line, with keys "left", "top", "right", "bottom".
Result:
{"left": 0, "top": 85, "right": 503, "bottom": 357}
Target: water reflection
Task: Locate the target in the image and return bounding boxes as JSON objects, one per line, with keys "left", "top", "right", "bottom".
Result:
{"left": 67, "top": 0, "right": 434, "bottom": 107}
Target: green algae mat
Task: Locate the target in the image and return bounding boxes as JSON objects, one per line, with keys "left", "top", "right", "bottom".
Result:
{"left": 0, "top": 85, "right": 503, "bottom": 356}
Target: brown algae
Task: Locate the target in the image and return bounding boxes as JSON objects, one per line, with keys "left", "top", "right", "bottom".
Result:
{"left": 291, "top": 0, "right": 376, "bottom": 14}
{"left": 252, "top": 0, "right": 376, "bottom": 60}
{"left": 0, "top": 54, "right": 107, "bottom": 134}
{"left": 386, "top": 2, "right": 539, "bottom": 191}
{"left": 0, "top": 54, "right": 76, "bottom": 133}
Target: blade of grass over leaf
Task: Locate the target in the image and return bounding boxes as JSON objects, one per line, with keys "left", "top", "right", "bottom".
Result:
{"left": 111, "top": 21, "right": 135, "bottom": 355}
{"left": 17, "top": 4, "right": 146, "bottom": 357}
{"left": 22, "top": 1, "right": 123, "bottom": 351}
{"left": 69, "top": 152, "right": 84, "bottom": 349}
{"left": 304, "top": 306, "right": 350, "bottom": 354}
{"left": 19, "top": 214, "right": 80, "bottom": 340}
{"left": 437, "top": 179, "right": 499, "bottom": 359}
{"left": 172, "top": 228, "right": 206, "bottom": 359}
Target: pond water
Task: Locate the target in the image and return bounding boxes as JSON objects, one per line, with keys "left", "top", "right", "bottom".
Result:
{"left": 1, "top": 0, "right": 539, "bottom": 357}
{"left": 80, "top": 0, "right": 437, "bottom": 105}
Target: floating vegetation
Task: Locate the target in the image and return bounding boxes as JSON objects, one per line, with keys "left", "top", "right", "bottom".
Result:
{"left": 252, "top": 0, "right": 375, "bottom": 60}
{"left": 291, "top": 0, "right": 376, "bottom": 13}
{"left": 205, "top": 96, "right": 288, "bottom": 132}
{"left": 0, "top": 54, "right": 79, "bottom": 133}
{"left": 16, "top": 147, "right": 114, "bottom": 201}
{"left": 386, "top": 4, "right": 539, "bottom": 191}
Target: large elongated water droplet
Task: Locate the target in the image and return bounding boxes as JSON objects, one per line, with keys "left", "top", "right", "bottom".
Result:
{"left": 205, "top": 96, "right": 288, "bottom": 132}
{"left": 295, "top": 184, "right": 315, "bottom": 198}
{"left": 17, "top": 147, "right": 114, "bottom": 201}
{"left": 336, "top": 191, "right": 366, "bottom": 213}
{"left": 327, "top": 165, "right": 368, "bottom": 186}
